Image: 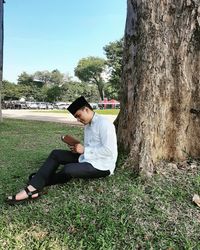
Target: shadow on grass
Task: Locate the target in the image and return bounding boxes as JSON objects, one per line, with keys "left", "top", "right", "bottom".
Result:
{"left": 0, "top": 119, "right": 200, "bottom": 249}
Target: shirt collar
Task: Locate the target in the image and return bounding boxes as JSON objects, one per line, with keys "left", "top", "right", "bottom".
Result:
{"left": 90, "top": 112, "right": 98, "bottom": 125}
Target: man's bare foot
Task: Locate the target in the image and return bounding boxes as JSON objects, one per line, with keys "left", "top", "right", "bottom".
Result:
{"left": 7, "top": 185, "right": 38, "bottom": 201}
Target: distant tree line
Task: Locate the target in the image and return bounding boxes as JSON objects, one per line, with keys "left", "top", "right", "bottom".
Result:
{"left": 2, "top": 38, "right": 123, "bottom": 103}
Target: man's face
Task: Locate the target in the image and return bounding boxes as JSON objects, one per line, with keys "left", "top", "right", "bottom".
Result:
{"left": 74, "top": 107, "right": 92, "bottom": 125}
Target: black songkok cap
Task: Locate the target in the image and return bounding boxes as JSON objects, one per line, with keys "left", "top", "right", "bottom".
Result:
{"left": 67, "top": 96, "right": 92, "bottom": 116}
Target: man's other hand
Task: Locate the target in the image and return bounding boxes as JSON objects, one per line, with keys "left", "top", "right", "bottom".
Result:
{"left": 69, "top": 143, "right": 84, "bottom": 154}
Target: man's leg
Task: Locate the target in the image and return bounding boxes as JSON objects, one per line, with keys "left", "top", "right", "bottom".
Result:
{"left": 6, "top": 150, "right": 80, "bottom": 204}
{"left": 48, "top": 162, "right": 110, "bottom": 184}
{"left": 29, "top": 149, "right": 80, "bottom": 190}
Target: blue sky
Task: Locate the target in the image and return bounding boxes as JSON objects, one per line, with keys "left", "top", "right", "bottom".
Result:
{"left": 3, "top": 0, "right": 126, "bottom": 83}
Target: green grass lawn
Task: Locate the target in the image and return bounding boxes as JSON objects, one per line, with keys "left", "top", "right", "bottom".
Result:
{"left": 34, "top": 109, "right": 120, "bottom": 115}
{"left": 0, "top": 119, "right": 200, "bottom": 250}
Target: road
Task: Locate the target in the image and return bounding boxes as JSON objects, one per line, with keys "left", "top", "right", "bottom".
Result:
{"left": 2, "top": 109, "right": 117, "bottom": 125}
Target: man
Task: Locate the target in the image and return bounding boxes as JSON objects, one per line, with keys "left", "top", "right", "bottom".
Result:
{"left": 6, "top": 96, "right": 118, "bottom": 205}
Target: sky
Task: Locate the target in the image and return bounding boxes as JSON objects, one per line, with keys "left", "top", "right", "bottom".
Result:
{"left": 3, "top": 0, "right": 127, "bottom": 83}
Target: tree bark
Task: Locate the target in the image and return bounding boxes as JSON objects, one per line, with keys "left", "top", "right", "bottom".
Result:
{"left": 117, "top": 0, "right": 200, "bottom": 176}
{"left": 0, "top": 0, "right": 4, "bottom": 122}
{"left": 96, "top": 81, "right": 104, "bottom": 100}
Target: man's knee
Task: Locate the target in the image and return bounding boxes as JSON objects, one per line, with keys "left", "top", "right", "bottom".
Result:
{"left": 63, "top": 164, "right": 74, "bottom": 174}
{"left": 49, "top": 149, "right": 62, "bottom": 161}
{"left": 50, "top": 149, "right": 57, "bottom": 156}
{"left": 62, "top": 164, "right": 83, "bottom": 178}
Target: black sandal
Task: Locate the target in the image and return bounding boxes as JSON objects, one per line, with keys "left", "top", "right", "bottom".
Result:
{"left": 6, "top": 186, "right": 40, "bottom": 205}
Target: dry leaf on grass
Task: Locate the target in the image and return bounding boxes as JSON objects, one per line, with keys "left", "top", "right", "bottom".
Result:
{"left": 192, "top": 194, "right": 200, "bottom": 207}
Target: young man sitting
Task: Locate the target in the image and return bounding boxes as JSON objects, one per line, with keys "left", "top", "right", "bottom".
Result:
{"left": 6, "top": 96, "right": 118, "bottom": 205}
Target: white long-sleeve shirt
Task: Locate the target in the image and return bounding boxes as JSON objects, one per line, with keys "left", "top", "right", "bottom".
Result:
{"left": 78, "top": 113, "right": 118, "bottom": 174}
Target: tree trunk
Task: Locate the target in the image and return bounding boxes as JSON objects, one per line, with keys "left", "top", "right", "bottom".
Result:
{"left": 96, "top": 80, "right": 105, "bottom": 100}
{"left": 117, "top": 0, "right": 200, "bottom": 176}
{"left": 0, "top": 0, "right": 4, "bottom": 123}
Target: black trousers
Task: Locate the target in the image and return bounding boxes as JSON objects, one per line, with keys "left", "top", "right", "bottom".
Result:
{"left": 28, "top": 149, "right": 110, "bottom": 190}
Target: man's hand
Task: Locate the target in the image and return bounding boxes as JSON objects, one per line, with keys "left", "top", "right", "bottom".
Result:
{"left": 69, "top": 143, "right": 84, "bottom": 154}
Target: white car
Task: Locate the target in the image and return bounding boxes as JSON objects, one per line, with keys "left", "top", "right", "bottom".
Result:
{"left": 90, "top": 103, "right": 99, "bottom": 110}
{"left": 38, "top": 102, "right": 47, "bottom": 109}
{"left": 54, "top": 102, "right": 69, "bottom": 110}
{"left": 46, "top": 103, "right": 54, "bottom": 109}
{"left": 57, "top": 103, "right": 69, "bottom": 110}
{"left": 27, "top": 102, "right": 38, "bottom": 109}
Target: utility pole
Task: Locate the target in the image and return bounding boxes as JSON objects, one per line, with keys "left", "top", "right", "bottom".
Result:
{"left": 0, "top": 0, "right": 4, "bottom": 122}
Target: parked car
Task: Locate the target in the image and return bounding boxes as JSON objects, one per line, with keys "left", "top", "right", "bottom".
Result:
{"left": 89, "top": 103, "right": 99, "bottom": 110}
{"left": 3, "top": 101, "right": 27, "bottom": 109}
{"left": 57, "top": 103, "right": 69, "bottom": 110}
{"left": 28, "top": 102, "right": 38, "bottom": 109}
{"left": 54, "top": 102, "right": 69, "bottom": 110}
{"left": 46, "top": 103, "right": 54, "bottom": 110}
{"left": 38, "top": 102, "right": 47, "bottom": 109}
{"left": 19, "top": 102, "right": 27, "bottom": 109}
{"left": 25, "top": 102, "right": 32, "bottom": 109}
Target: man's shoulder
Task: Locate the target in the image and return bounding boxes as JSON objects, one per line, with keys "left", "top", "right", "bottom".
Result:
{"left": 95, "top": 114, "right": 114, "bottom": 127}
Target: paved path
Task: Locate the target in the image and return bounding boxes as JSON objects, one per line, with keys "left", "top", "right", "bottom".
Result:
{"left": 2, "top": 109, "right": 117, "bottom": 125}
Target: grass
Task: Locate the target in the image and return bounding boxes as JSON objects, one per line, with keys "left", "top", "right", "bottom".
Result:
{"left": 0, "top": 118, "right": 200, "bottom": 250}
{"left": 33, "top": 109, "right": 120, "bottom": 115}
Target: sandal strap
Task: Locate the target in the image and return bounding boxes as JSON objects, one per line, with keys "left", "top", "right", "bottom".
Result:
{"left": 24, "top": 187, "right": 38, "bottom": 198}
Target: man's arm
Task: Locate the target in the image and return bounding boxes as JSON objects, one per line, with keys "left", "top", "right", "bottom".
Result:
{"left": 84, "top": 121, "right": 117, "bottom": 159}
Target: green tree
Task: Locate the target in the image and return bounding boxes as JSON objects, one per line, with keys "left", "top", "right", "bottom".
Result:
{"left": 50, "top": 69, "right": 64, "bottom": 86}
{"left": 61, "top": 81, "right": 99, "bottom": 102}
{"left": 74, "top": 57, "right": 106, "bottom": 100}
{"left": 2, "top": 79, "right": 46, "bottom": 101}
{"left": 2, "top": 80, "right": 19, "bottom": 100}
{"left": 17, "top": 84, "right": 33, "bottom": 100}
{"left": 17, "top": 72, "right": 34, "bottom": 86}
{"left": 33, "top": 70, "right": 51, "bottom": 86}
{"left": 33, "top": 69, "right": 64, "bottom": 86}
{"left": 104, "top": 82, "right": 119, "bottom": 100}
{"left": 46, "top": 85, "right": 62, "bottom": 102}
{"left": 103, "top": 38, "right": 123, "bottom": 99}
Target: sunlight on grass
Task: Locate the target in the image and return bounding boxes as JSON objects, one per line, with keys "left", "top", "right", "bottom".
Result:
{"left": 33, "top": 109, "right": 120, "bottom": 115}
{"left": 0, "top": 119, "right": 200, "bottom": 249}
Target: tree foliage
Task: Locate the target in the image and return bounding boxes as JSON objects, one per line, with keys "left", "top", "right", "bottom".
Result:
{"left": 2, "top": 77, "right": 100, "bottom": 103}
{"left": 3, "top": 38, "right": 124, "bottom": 104}
{"left": 2, "top": 80, "right": 18, "bottom": 100}
{"left": 74, "top": 56, "right": 106, "bottom": 100}
{"left": 33, "top": 69, "right": 64, "bottom": 86}
{"left": 62, "top": 81, "right": 99, "bottom": 102}
{"left": 17, "top": 69, "right": 65, "bottom": 88}
{"left": 104, "top": 82, "right": 119, "bottom": 100}
{"left": 103, "top": 38, "right": 123, "bottom": 98}
{"left": 17, "top": 72, "right": 34, "bottom": 86}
